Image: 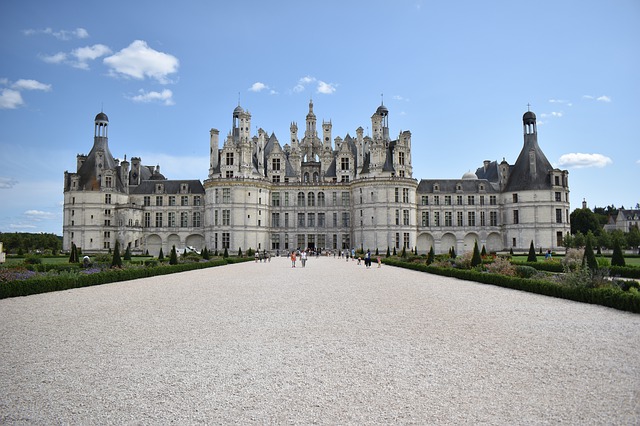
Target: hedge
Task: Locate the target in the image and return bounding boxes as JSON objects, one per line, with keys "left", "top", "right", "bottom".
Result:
{"left": 0, "top": 258, "right": 251, "bottom": 299}
{"left": 384, "top": 259, "right": 640, "bottom": 314}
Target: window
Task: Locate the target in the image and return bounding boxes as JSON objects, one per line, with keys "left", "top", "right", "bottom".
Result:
{"left": 490, "top": 195, "right": 497, "bottom": 205}
{"left": 395, "top": 233, "right": 400, "bottom": 249}
{"left": 556, "top": 208, "right": 562, "bottom": 223}
{"left": 272, "top": 213, "right": 280, "bottom": 227}
{"left": 445, "top": 211, "right": 452, "bottom": 226}
{"left": 298, "top": 213, "right": 305, "bottom": 227}
{"left": 445, "top": 195, "right": 452, "bottom": 205}
{"left": 404, "top": 233, "right": 410, "bottom": 249}
{"left": 308, "top": 192, "right": 315, "bottom": 207}
{"left": 284, "top": 192, "right": 290, "bottom": 206}
{"left": 194, "top": 196, "right": 201, "bottom": 206}
{"left": 421, "top": 211, "right": 429, "bottom": 226}
{"left": 490, "top": 211, "right": 498, "bottom": 226}
{"left": 333, "top": 213, "right": 338, "bottom": 227}
{"left": 226, "top": 152, "right": 234, "bottom": 165}
{"left": 103, "top": 242, "right": 110, "bottom": 249}
{"left": 105, "top": 176, "right": 112, "bottom": 188}
{"left": 168, "top": 212, "right": 176, "bottom": 227}
{"left": 557, "top": 231, "right": 564, "bottom": 246}
{"left": 104, "top": 219, "right": 111, "bottom": 226}
{"left": 297, "top": 234, "right": 306, "bottom": 248}
{"left": 555, "top": 192, "right": 562, "bottom": 202}
{"left": 480, "top": 196, "right": 485, "bottom": 206}
{"left": 421, "top": 196, "right": 428, "bottom": 206}
{"left": 457, "top": 211, "right": 463, "bottom": 227}
{"left": 272, "top": 175, "right": 281, "bottom": 183}
{"left": 193, "top": 212, "right": 201, "bottom": 227}
{"left": 272, "top": 192, "right": 280, "bottom": 206}
{"left": 340, "top": 175, "right": 349, "bottom": 183}
{"left": 222, "top": 210, "right": 230, "bottom": 226}
{"left": 308, "top": 213, "right": 315, "bottom": 227}
{"left": 222, "top": 233, "right": 230, "bottom": 249}
{"left": 513, "top": 210, "right": 519, "bottom": 224}
{"left": 513, "top": 194, "right": 518, "bottom": 203}
{"left": 403, "top": 210, "right": 410, "bottom": 225}
{"left": 398, "top": 151, "right": 405, "bottom": 166}
{"left": 214, "top": 190, "right": 219, "bottom": 204}
{"left": 155, "top": 212, "right": 162, "bottom": 227}
{"left": 342, "top": 192, "right": 350, "bottom": 207}
{"left": 403, "top": 188, "right": 409, "bottom": 203}
{"left": 223, "top": 188, "right": 231, "bottom": 203}
{"left": 480, "top": 211, "right": 486, "bottom": 226}
{"left": 468, "top": 212, "right": 476, "bottom": 226}
{"left": 103, "top": 231, "right": 111, "bottom": 238}
{"left": 272, "top": 158, "right": 281, "bottom": 171}
{"left": 395, "top": 210, "right": 400, "bottom": 225}
{"left": 144, "top": 212, "right": 151, "bottom": 227}
{"left": 181, "top": 196, "right": 189, "bottom": 206}
{"left": 342, "top": 212, "right": 350, "bottom": 227}
{"left": 318, "top": 213, "right": 325, "bottom": 227}
{"left": 340, "top": 157, "right": 350, "bottom": 170}
{"left": 271, "top": 234, "right": 280, "bottom": 250}
{"left": 104, "top": 209, "right": 111, "bottom": 216}
{"left": 169, "top": 196, "right": 176, "bottom": 206}
{"left": 456, "top": 195, "right": 463, "bottom": 205}
{"left": 214, "top": 210, "right": 219, "bottom": 226}
{"left": 105, "top": 194, "right": 111, "bottom": 204}
{"left": 395, "top": 188, "right": 400, "bottom": 203}
{"left": 554, "top": 176, "right": 560, "bottom": 186}
{"left": 468, "top": 196, "right": 475, "bottom": 205}
{"left": 225, "top": 170, "right": 234, "bottom": 178}
{"left": 434, "top": 212, "right": 440, "bottom": 226}
{"left": 156, "top": 196, "right": 163, "bottom": 206}
{"left": 434, "top": 195, "right": 440, "bottom": 205}
{"left": 298, "top": 192, "right": 305, "bottom": 206}
{"left": 332, "top": 192, "right": 337, "bottom": 206}
{"left": 318, "top": 192, "right": 325, "bottom": 207}
{"left": 180, "top": 212, "right": 188, "bottom": 227}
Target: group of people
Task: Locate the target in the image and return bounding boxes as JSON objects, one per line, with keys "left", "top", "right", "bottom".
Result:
{"left": 290, "top": 250, "right": 308, "bottom": 268}
{"left": 254, "top": 250, "right": 270, "bottom": 262}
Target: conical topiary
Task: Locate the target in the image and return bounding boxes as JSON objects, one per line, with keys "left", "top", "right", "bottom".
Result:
{"left": 427, "top": 246, "right": 435, "bottom": 265}
{"left": 471, "top": 240, "right": 482, "bottom": 267}
{"left": 111, "top": 240, "right": 122, "bottom": 268}
{"left": 611, "top": 238, "right": 625, "bottom": 267}
{"left": 169, "top": 245, "right": 178, "bottom": 265}
{"left": 527, "top": 240, "right": 537, "bottom": 262}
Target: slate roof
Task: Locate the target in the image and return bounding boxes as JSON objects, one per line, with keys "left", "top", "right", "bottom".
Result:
{"left": 503, "top": 135, "right": 554, "bottom": 192}
{"left": 416, "top": 178, "right": 498, "bottom": 194}
{"left": 129, "top": 180, "right": 205, "bottom": 195}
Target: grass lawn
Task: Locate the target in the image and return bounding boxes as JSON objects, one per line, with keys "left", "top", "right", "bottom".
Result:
{"left": 511, "top": 254, "right": 640, "bottom": 266}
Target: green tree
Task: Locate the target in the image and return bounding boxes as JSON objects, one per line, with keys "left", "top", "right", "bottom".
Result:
{"left": 375, "top": 248, "right": 379, "bottom": 256}
{"left": 124, "top": 244, "right": 132, "bottom": 261}
{"left": 386, "top": 247, "right": 390, "bottom": 258}
{"left": 392, "top": 247, "right": 397, "bottom": 256}
{"left": 527, "top": 240, "right": 537, "bottom": 262}
{"left": 597, "top": 231, "right": 612, "bottom": 250}
{"left": 570, "top": 208, "right": 601, "bottom": 236}
{"left": 68, "top": 243, "right": 78, "bottom": 263}
{"left": 111, "top": 240, "right": 122, "bottom": 268}
{"left": 223, "top": 247, "right": 229, "bottom": 258}
{"left": 573, "top": 231, "right": 586, "bottom": 248}
{"left": 158, "top": 248, "right": 164, "bottom": 261}
{"left": 202, "top": 246, "right": 210, "bottom": 260}
{"left": 611, "top": 238, "right": 625, "bottom": 267}
{"left": 169, "top": 245, "right": 178, "bottom": 265}
{"left": 238, "top": 247, "right": 243, "bottom": 257}
{"left": 471, "top": 241, "right": 482, "bottom": 267}
{"left": 401, "top": 246, "right": 406, "bottom": 258}
{"left": 582, "top": 238, "right": 598, "bottom": 271}
{"left": 427, "top": 246, "right": 435, "bottom": 265}
{"left": 481, "top": 245, "right": 487, "bottom": 257}
{"left": 450, "top": 247, "right": 456, "bottom": 259}
{"left": 626, "top": 225, "right": 640, "bottom": 254}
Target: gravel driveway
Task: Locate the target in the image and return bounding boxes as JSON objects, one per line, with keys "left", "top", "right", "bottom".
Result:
{"left": 1, "top": 256, "right": 639, "bottom": 425}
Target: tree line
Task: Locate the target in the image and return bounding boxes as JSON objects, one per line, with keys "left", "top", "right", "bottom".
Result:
{"left": 567, "top": 205, "right": 640, "bottom": 252}
{"left": 0, "top": 232, "right": 62, "bottom": 255}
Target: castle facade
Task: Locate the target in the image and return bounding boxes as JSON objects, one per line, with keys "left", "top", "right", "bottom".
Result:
{"left": 63, "top": 101, "right": 571, "bottom": 255}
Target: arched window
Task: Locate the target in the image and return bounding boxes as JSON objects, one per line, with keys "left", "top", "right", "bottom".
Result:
{"left": 304, "top": 172, "right": 310, "bottom": 183}
{"left": 313, "top": 172, "right": 319, "bottom": 182}
{"left": 308, "top": 192, "right": 315, "bottom": 207}
{"left": 297, "top": 192, "right": 305, "bottom": 206}
{"left": 317, "top": 192, "right": 325, "bottom": 207}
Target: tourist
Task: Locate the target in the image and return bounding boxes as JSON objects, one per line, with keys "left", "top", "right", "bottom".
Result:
{"left": 365, "top": 250, "right": 371, "bottom": 268}
{"left": 291, "top": 251, "right": 296, "bottom": 268}
{"left": 301, "top": 250, "right": 307, "bottom": 267}
{"left": 377, "top": 256, "right": 381, "bottom": 268}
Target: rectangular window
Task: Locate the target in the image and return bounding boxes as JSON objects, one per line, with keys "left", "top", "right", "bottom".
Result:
{"left": 480, "top": 211, "right": 486, "bottom": 226}
{"left": 480, "top": 196, "right": 485, "bottom": 206}
{"left": 272, "top": 175, "right": 281, "bottom": 183}
{"left": 214, "top": 210, "right": 219, "bottom": 226}
{"left": 143, "top": 196, "right": 150, "bottom": 206}
{"left": 105, "top": 176, "right": 112, "bottom": 188}
{"left": 298, "top": 213, "right": 305, "bottom": 227}
{"left": 332, "top": 192, "right": 337, "bottom": 206}
{"left": 557, "top": 231, "right": 564, "bottom": 246}
{"left": 445, "top": 211, "right": 452, "bottom": 227}
{"left": 271, "top": 234, "right": 280, "bottom": 250}
{"left": 222, "top": 210, "right": 230, "bottom": 226}
{"left": 434, "top": 212, "right": 440, "bottom": 226}
{"left": 272, "top": 158, "right": 281, "bottom": 171}
{"left": 404, "top": 232, "right": 410, "bottom": 249}
{"left": 226, "top": 152, "right": 234, "bottom": 166}
{"left": 194, "top": 196, "right": 201, "bottom": 206}
{"left": 403, "top": 188, "right": 409, "bottom": 203}
{"left": 223, "top": 188, "right": 231, "bottom": 203}
{"left": 308, "top": 213, "right": 315, "bottom": 227}
{"left": 398, "top": 151, "right": 405, "bottom": 166}
{"left": 434, "top": 195, "right": 440, "bottom": 205}
{"left": 272, "top": 212, "right": 280, "bottom": 227}
{"left": 193, "top": 212, "right": 201, "bottom": 227}
{"left": 468, "top": 211, "right": 476, "bottom": 227}
{"left": 155, "top": 212, "right": 162, "bottom": 227}
{"left": 156, "top": 196, "right": 163, "bottom": 206}
{"left": 342, "top": 212, "right": 350, "bottom": 227}
{"left": 318, "top": 213, "right": 325, "bottom": 227}
{"left": 403, "top": 209, "right": 410, "bottom": 225}
{"left": 395, "top": 210, "right": 400, "bottom": 225}
{"left": 340, "top": 157, "right": 350, "bottom": 170}
{"left": 468, "top": 196, "right": 475, "bottom": 205}
{"left": 284, "top": 212, "right": 289, "bottom": 227}
{"left": 490, "top": 211, "right": 498, "bottom": 226}
{"left": 395, "top": 188, "right": 400, "bottom": 203}
{"left": 457, "top": 211, "right": 463, "bottom": 226}
{"left": 144, "top": 212, "right": 151, "bottom": 227}
{"left": 421, "top": 195, "right": 428, "bottom": 206}
{"left": 169, "top": 196, "right": 176, "bottom": 206}
{"left": 554, "top": 176, "right": 560, "bottom": 186}
{"left": 421, "top": 211, "right": 429, "bottom": 226}
{"left": 556, "top": 208, "right": 562, "bottom": 223}
{"left": 445, "top": 195, "right": 452, "bottom": 205}
{"left": 297, "top": 234, "right": 305, "bottom": 249}
{"left": 456, "top": 195, "right": 463, "bottom": 205}
{"left": 395, "top": 233, "right": 400, "bottom": 249}
{"left": 341, "top": 192, "right": 350, "bottom": 207}
{"left": 181, "top": 196, "right": 189, "bottom": 206}
{"left": 222, "top": 232, "right": 230, "bottom": 249}
{"left": 168, "top": 212, "right": 176, "bottom": 227}
{"left": 490, "top": 195, "right": 497, "bottom": 205}
{"left": 513, "top": 194, "right": 518, "bottom": 203}
{"left": 105, "top": 194, "right": 111, "bottom": 204}
{"left": 180, "top": 212, "right": 188, "bottom": 227}
{"left": 555, "top": 192, "right": 562, "bottom": 202}
{"left": 333, "top": 213, "right": 338, "bottom": 227}
{"left": 103, "top": 231, "right": 111, "bottom": 238}
{"left": 272, "top": 192, "right": 280, "bottom": 206}
{"left": 284, "top": 192, "right": 289, "bottom": 206}
{"left": 513, "top": 210, "right": 519, "bottom": 224}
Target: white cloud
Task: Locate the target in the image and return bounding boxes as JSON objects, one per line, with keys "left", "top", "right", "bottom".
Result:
{"left": 9, "top": 223, "right": 37, "bottom": 229}
{"left": 597, "top": 95, "right": 611, "bottom": 103}
{"left": 293, "top": 75, "right": 316, "bottom": 93}
{"left": 23, "top": 27, "right": 89, "bottom": 40}
{"left": 12, "top": 79, "right": 52, "bottom": 91}
{"left": 393, "top": 95, "right": 410, "bottom": 102}
{"left": 539, "top": 111, "right": 563, "bottom": 119}
{"left": 249, "top": 82, "right": 268, "bottom": 92}
{"left": 104, "top": 40, "right": 179, "bottom": 84}
{"left": 70, "top": 44, "right": 112, "bottom": 69}
{"left": 317, "top": 81, "right": 337, "bottom": 94}
{"left": 129, "top": 89, "right": 174, "bottom": 106}
{"left": 0, "top": 177, "right": 19, "bottom": 188}
{"left": 549, "top": 99, "right": 572, "bottom": 106}
{"left": 557, "top": 153, "right": 613, "bottom": 169}
{"left": 24, "top": 210, "right": 56, "bottom": 220}
{"left": 0, "top": 89, "right": 24, "bottom": 109}
{"left": 41, "top": 52, "right": 67, "bottom": 64}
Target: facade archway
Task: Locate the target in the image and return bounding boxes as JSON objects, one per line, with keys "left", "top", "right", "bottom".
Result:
{"left": 167, "top": 234, "right": 181, "bottom": 251}
{"left": 146, "top": 234, "right": 162, "bottom": 256}
{"left": 463, "top": 233, "right": 480, "bottom": 253}
{"left": 416, "top": 232, "right": 435, "bottom": 254}
{"left": 186, "top": 234, "right": 205, "bottom": 251}
{"left": 440, "top": 233, "right": 457, "bottom": 255}
{"left": 486, "top": 232, "right": 503, "bottom": 253}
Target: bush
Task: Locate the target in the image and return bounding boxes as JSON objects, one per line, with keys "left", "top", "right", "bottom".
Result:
{"left": 169, "top": 245, "right": 178, "bottom": 265}
{"left": 471, "top": 241, "right": 482, "bottom": 267}
{"left": 611, "top": 239, "right": 625, "bottom": 267}
{"left": 515, "top": 265, "right": 538, "bottom": 279}
{"left": 563, "top": 248, "right": 585, "bottom": 272}
{"left": 485, "top": 256, "right": 516, "bottom": 276}
{"left": 24, "top": 255, "right": 42, "bottom": 265}
{"left": 527, "top": 241, "right": 537, "bottom": 262}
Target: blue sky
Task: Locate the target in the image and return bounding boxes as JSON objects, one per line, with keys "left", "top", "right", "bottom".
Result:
{"left": 1, "top": 0, "right": 638, "bottom": 235}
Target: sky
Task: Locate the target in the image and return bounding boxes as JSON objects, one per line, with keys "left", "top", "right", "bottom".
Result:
{"left": 0, "top": 0, "right": 638, "bottom": 236}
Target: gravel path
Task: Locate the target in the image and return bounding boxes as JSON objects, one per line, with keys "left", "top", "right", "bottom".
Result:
{"left": 1, "top": 256, "right": 639, "bottom": 425}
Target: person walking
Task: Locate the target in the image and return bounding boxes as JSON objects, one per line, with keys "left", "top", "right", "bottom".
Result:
{"left": 291, "top": 251, "right": 296, "bottom": 268}
{"left": 365, "top": 250, "right": 371, "bottom": 268}
{"left": 301, "top": 250, "right": 307, "bottom": 267}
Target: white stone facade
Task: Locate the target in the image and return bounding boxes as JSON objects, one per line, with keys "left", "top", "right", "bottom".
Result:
{"left": 62, "top": 103, "right": 570, "bottom": 256}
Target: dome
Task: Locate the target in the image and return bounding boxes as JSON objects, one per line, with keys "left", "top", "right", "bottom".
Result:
{"left": 233, "top": 105, "right": 244, "bottom": 115}
{"left": 523, "top": 110, "right": 536, "bottom": 123}
{"left": 376, "top": 104, "right": 389, "bottom": 116}
{"left": 95, "top": 112, "right": 109, "bottom": 122}
{"left": 462, "top": 171, "right": 478, "bottom": 180}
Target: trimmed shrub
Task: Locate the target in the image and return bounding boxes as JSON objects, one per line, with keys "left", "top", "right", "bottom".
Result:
{"left": 527, "top": 241, "right": 537, "bottom": 262}
{"left": 158, "top": 248, "right": 164, "bottom": 261}
{"left": 471, "top": 241, "right": 482, "bottom": 267}
{"left": 111, "top": 241, "right": 122, "bottom": 268}
{"left": 124, "top": 245, "right": 132, "bottom": 261}
{"left": 427, "top": 246, "right": 435, "bottom": 265}
{"left": 611, "top": 239, "right": 625, "bottom": 267}
{"left": 169, "top": 245, "right": 178, "bottom": 265}
{"left": 583, "top": 239, "right": 598, "bottom": 271}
